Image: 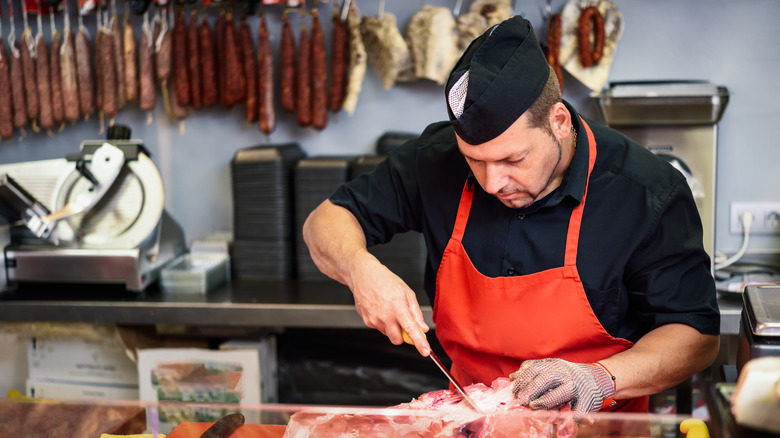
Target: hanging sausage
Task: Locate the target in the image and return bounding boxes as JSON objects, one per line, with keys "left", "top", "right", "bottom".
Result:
{"left": 238, "top": 17, "right": 256, "bottom": 123}
{"left": 257, "top": 11, "right": 274, "bottom": 135}
{"left": 310, "top": 6, "right": 326, "bottom": 130}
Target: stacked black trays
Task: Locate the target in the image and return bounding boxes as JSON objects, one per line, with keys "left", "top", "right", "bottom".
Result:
{"left": 231, "top": 143, "right": 306, "bottom": 279}
{"left": 294, "top": 157, "right": 353, "bottom": 280}
{"left": 352, "top": 155, "right": 426, "bottom": 286}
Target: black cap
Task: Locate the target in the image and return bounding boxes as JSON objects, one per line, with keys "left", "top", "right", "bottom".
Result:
{"left": 445, "top": 15, "right": 549, "bottom": 146}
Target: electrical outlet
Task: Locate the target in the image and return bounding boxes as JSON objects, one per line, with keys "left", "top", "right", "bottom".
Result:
{"left": 730, "top": 202, "right": 780, "bottom": 234}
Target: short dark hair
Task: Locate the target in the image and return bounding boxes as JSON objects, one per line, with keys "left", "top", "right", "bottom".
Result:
{"left": 526, "top": 66, "right": 562, "bottom": 135}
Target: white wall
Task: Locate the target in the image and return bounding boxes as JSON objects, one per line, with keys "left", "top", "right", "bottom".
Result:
{"left": 1, "top": 0, "right": 777, "bottom": 257}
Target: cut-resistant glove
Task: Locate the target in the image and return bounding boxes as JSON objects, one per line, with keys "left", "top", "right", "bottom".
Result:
{"left": 509, "top": 358, "right": 616, "bottom": 416}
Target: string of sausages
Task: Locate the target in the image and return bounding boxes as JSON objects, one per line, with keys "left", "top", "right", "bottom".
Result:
{"left": 544, "top": 3, "right": 606, "bottom": 93}
{"left": 0, "top": 0, "right": 355, "bottom": 142}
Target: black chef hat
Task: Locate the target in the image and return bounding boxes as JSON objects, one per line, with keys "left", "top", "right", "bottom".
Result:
{"left": 446, "top": 15, "right": 549, "bottom": 146}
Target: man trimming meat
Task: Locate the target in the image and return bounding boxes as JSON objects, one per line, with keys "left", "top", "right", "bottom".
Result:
{"left": 303, "top": 15, "right": 719, "bottom": 415}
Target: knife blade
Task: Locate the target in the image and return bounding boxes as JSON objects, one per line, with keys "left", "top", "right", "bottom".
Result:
{"left": 402, "top": 331, "right": 485, "bottom": 414}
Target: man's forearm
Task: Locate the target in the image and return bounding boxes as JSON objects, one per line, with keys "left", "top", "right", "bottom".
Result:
{"left": 302, "top": 200, "right": 374, "bottom": 287}
{"left": 599, "top": 324, "right": 719, "bottom": 400}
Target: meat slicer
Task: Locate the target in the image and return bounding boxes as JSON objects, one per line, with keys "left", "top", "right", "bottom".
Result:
{"left": 0, "top": 127, "right": 185, "bottom": 292}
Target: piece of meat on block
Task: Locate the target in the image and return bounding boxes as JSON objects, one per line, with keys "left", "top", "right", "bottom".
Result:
{"left": 283, "top": 377, "right": 577, "bottom": 437}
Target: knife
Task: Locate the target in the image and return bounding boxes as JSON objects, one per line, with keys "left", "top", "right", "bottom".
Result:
{"left": 403, "top": 331, "right": 485, "bottom": 414}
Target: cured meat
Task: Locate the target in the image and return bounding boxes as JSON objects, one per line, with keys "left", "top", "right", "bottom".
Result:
{"left": 111, "top": 15, "right": 126, "bottom": 109}
{"left": 155, "top": 13, "right": 173, "bottom": 115}
{"left": 577, "top": 6, "right": 604, "bottom": 68}
{"left": 0, "top": 38, "right": 13, "bottom": 139}
{"left": 168, "top": 74, "right": 188, "bottom": 121}
{"left": 50, "top": 28, "right": 64, "bottom": 125}
{"left": 309, "top": 8, "right": 327, "bottom": 130}
{"left": 60, "top": 29, "right": 80, "bottom": 124}
{"left": 75, "top": 27, "right": 95, "bottom": 117}
{"left": 187, "top": 11, "right": 201, "bottom": 109}
{"left": 35, "top": 29, "right": 54, "bottom": 131}
{"left": 341, "top": 0, "right": 364, "bottom": 115}
{"left": 123, "top": 13, "right": 138, "bottom": 103}
{"left": 138, "top": 16, "right": 156, "bottom": 112}
{"left": 215, "top": 12, "right": 227, "bottom": 107}
{"left": 199, "top": 18, "right": 218, "bottom": 107}
{"left": 360, "top": 12, "right": 409, "bottom": 90}
{"left": 279, "top": 11, "right": 295, "bottom": 112}
{"left": 239, "top": 19, "right": 256, "bottom": 123}
{"left": 94, "top": 29, "right": 104, "bottom": 113}
{"left": 547, "top": 13, "right": 563, "bottom": 92}
{"left": 257, "top": 14, "right": 274, "bottom": 135}
{"left": 9, "top": 40, "right": 28, "bottom": 129}
{"left": 20, "top": 30, "right": 38, "bottom": 123}
{"left": 295, "top": 14, "right": 311, "bottom": 127}
{"left": 155, "top": 17, "right": 172, "bottom": 85}
{"left": 222, "top": 15, "right": 245, "bottom": 108}
{"left": 99, "top": 27, "right": 118, "bottom": 120}
{"left": 455, "top": 0, "right": 513, "bottom": 51}
{"left": 283, "top": 378, "right": 578, "bottom": 438}
{"left": 327, "top": 8, "right": 347, "bottom": 113}
{"left": 402, "top": 5, "right": 459, "bottom": 85}
{"left": 172, "top": 7, "right": 189, "bottom": 107}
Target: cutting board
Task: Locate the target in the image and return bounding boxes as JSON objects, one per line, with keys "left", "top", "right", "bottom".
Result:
{"left": 0, "top": 401, "right": 146, "bottom": 438}
{"left": 166, "top": 422, "right": 286, "bottom": 438}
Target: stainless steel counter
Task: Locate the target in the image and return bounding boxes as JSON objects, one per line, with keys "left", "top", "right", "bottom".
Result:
{"left": 0, "top": 280, "right": 434, "bottom": 329}
{"left": 0, "top": 280, "right": 741, "bottom": 335}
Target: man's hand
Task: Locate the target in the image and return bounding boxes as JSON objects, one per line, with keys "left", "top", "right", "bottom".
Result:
{"left": 349, "top": 259, "right": 431, "bottom": 356}
{"left": 302, "top": 200, "right": 431, "bottom": 356}
{"left": 510, "top": 358, "right": 615, "bottom": 416}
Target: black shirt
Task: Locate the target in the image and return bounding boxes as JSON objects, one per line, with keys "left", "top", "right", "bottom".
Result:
{"left": 330, "top": 103, "right": 720, "bottom": 342}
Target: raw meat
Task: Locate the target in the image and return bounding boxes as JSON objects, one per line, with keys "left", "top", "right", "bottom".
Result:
{"left": 283, "top": 377, "right": 577, "bottom": 437}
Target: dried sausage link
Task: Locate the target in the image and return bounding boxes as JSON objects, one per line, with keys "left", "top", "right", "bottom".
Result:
{"left": 327, "top": 9, "right": 347, "bottom": 112}
{"left": 36, "top": 33, "right": 54, "bottom": 130}
{"left": 257, "top": 14, "right": 274, "bottom": 134}
{"left": 279, "top": 13, "right": 296, "bottom": 112}
{"left": 200, "top": 18, "right": 218, "bottom": 107}
{"left": 187, "top": 11, "right": 202, "bottom": 109}
{"left": 50, "top": 30, "right": 64, "bottom": 125}
{"left": 239, "top": 19, "right": 257, "bottom": 122}
{"left": 60, "top": 30, "right": 80, "bottom": 123}
{"left": 76, "top": 28, "right": 95, "bottom": 117}
{"left": 0, "top": 39, "right": 13, "bottom": 138}
{"left": 296, "top": 18, "right": 311, "bottom": 127}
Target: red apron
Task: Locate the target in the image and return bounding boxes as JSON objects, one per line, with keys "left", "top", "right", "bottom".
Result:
{"left": 433, "top": 118, "right": 648, "bottom": 413}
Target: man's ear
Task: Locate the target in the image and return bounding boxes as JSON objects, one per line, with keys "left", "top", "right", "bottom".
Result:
{"left": 550, "top": 103, "right": 572, "bottom": 140}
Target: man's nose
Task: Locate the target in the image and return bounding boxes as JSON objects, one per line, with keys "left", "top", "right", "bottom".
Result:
{"left": 483, "top": 162, "right": 508, "bottom": 194}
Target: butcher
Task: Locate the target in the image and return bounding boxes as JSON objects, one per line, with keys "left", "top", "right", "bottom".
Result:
{"left": 303, "top": 15, "right": 719, "bottom": 416}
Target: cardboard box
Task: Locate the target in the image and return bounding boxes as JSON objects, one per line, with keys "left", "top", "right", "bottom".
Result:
{"left": 137, "top": 348, "right": 260, "bottom": 434}
{"left": 26, "top": 378, "right": 139, "bottom": 401}
{"left": 220, "top": 336, "right": 278, "bottom": 403}
{"left": 28, "top": 337, "right": 139, "bottom": 386}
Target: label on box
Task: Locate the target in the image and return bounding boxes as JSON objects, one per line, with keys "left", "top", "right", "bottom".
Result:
{"left": 26, "top": 378, "right": 139, "bottom": 401}
{"left": 28, "top": 337, "right": 139, "bottom": 386}
{"left": 137, "top": 348, "right": 261, "bottom": 434}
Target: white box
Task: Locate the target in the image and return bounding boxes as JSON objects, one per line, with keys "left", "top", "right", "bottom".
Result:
{"left": 220, "top": 337, "right": 278, "bottom": 403}
{"left": 28, "top": 337, "right": 139, "bottom": 386}
{"left": 137, "top": 348, "right": 261, "bottom": 434}
{"left": 26, "top": 378, "right": 139, "bottom": 401}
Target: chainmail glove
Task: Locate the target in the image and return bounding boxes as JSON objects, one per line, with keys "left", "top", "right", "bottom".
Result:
{"left": 509, "top": 358, "right": 616, "bottom": 416}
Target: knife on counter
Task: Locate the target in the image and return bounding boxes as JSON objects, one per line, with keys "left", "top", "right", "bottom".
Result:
{"left": 403, "top": 331, "right": 485, "bottom": 414}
